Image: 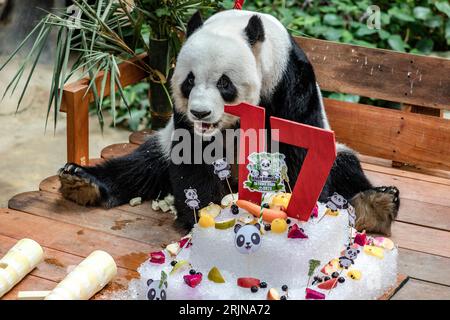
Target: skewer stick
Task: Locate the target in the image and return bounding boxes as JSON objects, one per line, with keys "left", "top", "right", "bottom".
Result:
{"left": 285, "top": 180, "right": 293, "bottom": 193}
{"left": 193, "top": 208, "right": 198, "bottom": 224}
{"left": 225, "top": 178, "right": 235, "bottom": 201}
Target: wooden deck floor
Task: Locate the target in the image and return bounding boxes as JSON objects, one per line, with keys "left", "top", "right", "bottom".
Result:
{"left": 1, "top": 130, "right": 450, "bottom": 300}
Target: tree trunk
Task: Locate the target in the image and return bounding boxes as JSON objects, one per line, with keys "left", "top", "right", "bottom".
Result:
{"left": 148, "top": 38, "right": 173, "bottom": 130}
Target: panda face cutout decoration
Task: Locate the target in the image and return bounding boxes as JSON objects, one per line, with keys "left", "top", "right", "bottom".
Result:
{"left": 326, "top": 192, "right": 348, "bottom": 211}
{"left": 147, "top": 279, "right": 167, "bottom": 300}
{"left": 212, "top": 158, "right": 231, "bottom": 180}
{"left": 184, "top": 188, "right": 200, "bottom": 210}
{"left": 234, "top": 224, "right": 262, "bottom": 254}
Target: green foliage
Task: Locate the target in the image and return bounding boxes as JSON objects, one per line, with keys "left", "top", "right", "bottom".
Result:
{"left": 0, "top": 0, "right": 223, "bottom": 131}
{"left": 246, "top": 0, "right": 450, "bottom": 54}
{"left": 245, "top": 0, "right": 449, "bottom": 108}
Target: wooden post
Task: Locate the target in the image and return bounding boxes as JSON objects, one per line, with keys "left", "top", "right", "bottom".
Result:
{"left": 62, "top": 85, "right": 90, "bottom": 166}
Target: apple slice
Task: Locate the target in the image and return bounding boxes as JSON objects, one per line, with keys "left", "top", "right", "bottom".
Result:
{"left": 184, "top": 273, "right": 203, "bottom": 288}
{"left": 208, "top": 267, "right": 225, "bottom": 283}
{"left": 166, "top": 242, "right": 180, "bottom": 257}
{"left": 267, "top": 288, "right": 280, "bottom": 300}
{"left": 237, "top": 277, "right": 260, "bottom": 288}
{"left": 305, "top": 288, "right": 325, "bottom": 300}
{"left": 170, "top": 260, "right": 190, "bottom": 274}
{"left": 199, "top": 203, "right": 222, "bottom": 218}
{"left": 215, "top": 218, "right": 236, "bottom": 230}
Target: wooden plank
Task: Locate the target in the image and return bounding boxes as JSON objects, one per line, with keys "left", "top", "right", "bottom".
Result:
{"left": 362, "top": 162, "right": 450, "bottom": 187}
{"left": 101, "top": 143, "right": 139, "bottom": 160}
{"left": 8, "top": 191, "right": 183, "bottom": 246}
{"left": 395, "top": 199, "right": 450, "bottom": 232}
{"left": 0, "top": 208, "right": 159, "bottom": 270}
{"left": 64, "top": 88, "right": 90, "bottom": 166}
{"left": 38, "top": 175, "right": 177, "bottom": 221}
{"left": 129, "top": 129, "right": 154, "bottom": 145}
{"left": 392, "top": 279, "right": 450, "bottom": 300}
{"left": 325, "top": 98, "right": 450, "bottom": 171}
{"left": 60, "top": 54, "right": 149, "bottom": 113}
{"left": 378, "top": 274, "right": 409, "bottom": 300}
{"left": 399, "top": 248, "right": 450, "bottom": 287}
{"left": 392, "top": 222, "right": 450, "bottom": 259}
{"left": 296, "top": 36, "right": 450, "bottom": 110}
{"left": 361, "top": 154, "right": 450, "bottom": 181}
{"left": 1, "top": 275, "right": 56, "bottom": 300}
{"left": 0, "top": 234, "right": 138, "bottom": 300}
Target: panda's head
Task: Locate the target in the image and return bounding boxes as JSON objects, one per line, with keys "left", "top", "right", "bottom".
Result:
{"left": 213, "top": 158, "right": 228, "bottom": 171}
{"left": 184, "top": 188, "right": 198, "bottom": 200}
{"left": 172, "top": 11, "right": 267, "bottom": 136}
{"left": 234, "top": 223, "right": 262, "bottom": 254}
{"left": 260, "top": 159, "right": 271, "bottom": 171}
{"left": 330, "top": 193, "right": 348, "bottom": 209}
{"left": 147, "top": 279, "right": 167, "bottom": 300}
{"left": 344, "top": 246, "right": 360, "bottom": 260}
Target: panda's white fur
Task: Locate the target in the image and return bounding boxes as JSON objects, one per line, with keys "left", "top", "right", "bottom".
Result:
{"left": 171, "top": 10, "right": 295, "bottom": 136}
{"left": 59, "top": 9, "right": 400, "bottom": 234}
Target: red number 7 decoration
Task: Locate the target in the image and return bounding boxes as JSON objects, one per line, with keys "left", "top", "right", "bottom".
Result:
{"left": 270, "top": 116, "right": 336, "bottom": 221}
{"left": 225, "top": 104, "right": 336, "bottom": 221}
{"left": 224, "top": 103, "right": 266, "bottom": 205}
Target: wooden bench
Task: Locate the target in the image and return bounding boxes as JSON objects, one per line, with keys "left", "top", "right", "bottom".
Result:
{"left": 2, "top": 36, "right": 450, "bottom": 300}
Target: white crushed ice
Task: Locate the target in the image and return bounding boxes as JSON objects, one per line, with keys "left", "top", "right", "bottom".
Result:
{"left": 113, "top": 203, "right": 398, "bottom": 300}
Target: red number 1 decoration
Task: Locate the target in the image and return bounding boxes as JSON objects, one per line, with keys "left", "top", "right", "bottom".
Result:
{"left": 224, "top": 103, "right": 266, "bottom": 204}
{"left": 270, "top": 116, "right": 336, "bottom": 221}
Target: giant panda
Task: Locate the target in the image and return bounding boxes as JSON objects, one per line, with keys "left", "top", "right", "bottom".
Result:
{"left": 58, "top": 9, "right": 400, "bottom": 235}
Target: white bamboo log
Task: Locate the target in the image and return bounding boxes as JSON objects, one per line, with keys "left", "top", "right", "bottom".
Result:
{"left": 45, "top": 250, "right": 117, "bottom": 300}
{"left": 0, "top": 239, "right": 44, "bottom": 298}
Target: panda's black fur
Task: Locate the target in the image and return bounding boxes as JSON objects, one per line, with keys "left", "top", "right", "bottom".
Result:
{"left": 59, "top": 10, "right": 400, "bottom": 233}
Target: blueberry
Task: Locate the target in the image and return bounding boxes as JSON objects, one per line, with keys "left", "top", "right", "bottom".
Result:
{"left": 189, "top": 269, "right": 196, "bottom": 275}
{"left": 286, "top": 219, "right": 291, "bottom": 224}
{"left": 324, "top": 276, "right": 331, "bottom": 281}
{"left": 260, "top": 282, "right": 267, "bottom": 288}
{"left": 338, "top": 277, "right": 345, "bottom": 283}
{"left": 280, "top": 295, "right": 287, "bottom": 300}
{"left": 231, "top": 204, "right": 239, "bottom": 215}
{"left": 170, "top": 260, "right": 177, "bottom": 266}
{"left": 251, "top": 286, "right": 258, "bottom": 293}
{"left": 332, "top": 272, "right": 339, "bottom": 278}
{"left": 281, "top": 285, "right": 288, "bottom": 292}
{"left": 197, "top": 272, "right": 202, "bottom": 276}
{"left": 264, "top": 224, "right": 271, "bottom": 231}
{"left": 262, "top": 203, "right": 270, "bottom": 209}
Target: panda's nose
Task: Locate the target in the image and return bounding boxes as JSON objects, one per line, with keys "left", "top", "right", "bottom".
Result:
{"left": 191, "top": 109, "right": 211, "bottom": 120}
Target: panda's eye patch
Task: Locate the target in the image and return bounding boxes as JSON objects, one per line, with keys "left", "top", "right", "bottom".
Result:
{"left": 251, "top": 233, "right": 260, "bottom": 245}
{"left": 160, "top": 290, "right": 167, "bottom": 300}
{"left": 148, "top": 288, "right": 156, "bottom": 300}
{"left": 181, "top": 72, "right": 195, "bottom": 98}
{"left": 236, "top": 235, "right": 245, "bottom": 247}
{"left": 217, "top": 74, "right": 237, "bottom": 102}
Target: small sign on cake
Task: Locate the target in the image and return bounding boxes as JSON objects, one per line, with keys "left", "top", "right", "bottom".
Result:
{"left": 244, "top": 152, "right": 287, "bottom": 193}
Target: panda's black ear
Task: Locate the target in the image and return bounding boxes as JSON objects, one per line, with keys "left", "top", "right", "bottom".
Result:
{"left": 254, "top": 223, "right": 261, "bottom": 231}
{"left": 244, "top": 15, "right": 265, "bottom": 46}
{"left": 186, "top": 11, "right": 203, "bottom": 38}
{"left": 147, "top": 279, "right": 154, "bottom": 286}
{"left": 234, "top": 224, "right": 242, "bottom": 234}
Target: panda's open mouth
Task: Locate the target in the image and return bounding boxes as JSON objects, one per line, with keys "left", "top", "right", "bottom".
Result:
{"left": 245, "top": 244, "right": 252, "bottom": 250}
{"left": 193, "top": 121, "right": 221, "bottom": 135}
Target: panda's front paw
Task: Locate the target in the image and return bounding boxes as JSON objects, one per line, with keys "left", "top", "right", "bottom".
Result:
{"left": 58, "top": 163, "right": 101, "bottom": 206}
{"left": 373, "top": 186, "right": 400, "bottom": 213}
